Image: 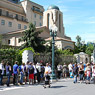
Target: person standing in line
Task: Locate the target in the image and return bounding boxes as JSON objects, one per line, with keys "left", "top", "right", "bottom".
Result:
{"left": 13, "top": 61, "right": 19, "bottom": 85}
{"left": 25, "top": 61, "right": 29, "bottom": 84}
{"left": 33, "top": 62, "right": 38, "bottom": 84}
{"left": 85, "top": 63, "right": 91, "bottom": 84}
{"left": 57, "top": 64, "right": 62, "bottom": 79}
{"left": 29, "top": 62, "right": 34, "bottom": 85}
{"left": 20, "top": 63, "right": 25, "bottom": 85}
{"left": 79, "top": 64, "right": 84, "bottom": 83}
{"left": 62, "top": 63, "right": 68, "bottom": 78}
{"left": 73, "top": 63, "right": 78, "bottom": 83}
{"left": 0, "top": 60, "right": 5, "bottom": 86}
{"left": 92, "top": 64, "right": 95, "bottom": 84}
{"left": 6, "top": 61, "right": 11, "bottom": 87}
{"left": 36, "top": 62, "right": 41, "bottom": 83}
{"left": 68, "top": 63, "right": 73, "bottom": 78}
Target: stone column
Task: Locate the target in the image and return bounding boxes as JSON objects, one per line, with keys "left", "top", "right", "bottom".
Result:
{"left": 22, "top": 50, "right": 33, "bottom": 64}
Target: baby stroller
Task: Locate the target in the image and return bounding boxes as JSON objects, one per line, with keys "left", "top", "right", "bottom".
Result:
{"left": 43, "top": 74, "right": 51, "bottom": 88}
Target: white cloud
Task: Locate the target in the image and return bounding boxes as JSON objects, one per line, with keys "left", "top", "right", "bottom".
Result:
{"left": 84, "top": 16, "right": 95, "bottom": 24}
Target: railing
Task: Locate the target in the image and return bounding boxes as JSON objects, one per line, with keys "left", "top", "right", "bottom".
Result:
{"left": 0, "top": 9, "right": 28, "bottom": 22}
{"left": 32, "top": 7, "right": 43, "bottom": 14}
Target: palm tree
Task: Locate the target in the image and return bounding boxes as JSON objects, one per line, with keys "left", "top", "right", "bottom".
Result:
{"left": 20, "top": 23, "right": 46, "bottom": 52}
{"left": 76, "top": 35, "right": 81, "bottom": 47}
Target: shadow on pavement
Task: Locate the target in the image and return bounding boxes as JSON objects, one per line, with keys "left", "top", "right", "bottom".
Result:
{"left": 50, "top": 86, "right": 67, "bottom": 88}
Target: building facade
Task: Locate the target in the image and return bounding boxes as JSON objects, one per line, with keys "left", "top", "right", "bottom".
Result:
{"left": 0, "top": 0, "right": 75, "bottom": 50}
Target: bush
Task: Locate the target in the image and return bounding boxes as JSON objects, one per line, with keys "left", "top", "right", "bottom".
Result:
{"left": 0, "top": 48, "right": 22, "bottom": 65}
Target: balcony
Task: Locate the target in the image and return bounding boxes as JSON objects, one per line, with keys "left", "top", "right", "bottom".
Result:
{"left": 14, "top": 14, "right": 28, "bottom": 23}
{"left": 32, "top": 7, "right": 43, "bottom": 14}
{"left": 0, "top": 9, "right": 28, "bottom": 23}
{"left": 0, "top": 9, "right": 14, "bottom": 19}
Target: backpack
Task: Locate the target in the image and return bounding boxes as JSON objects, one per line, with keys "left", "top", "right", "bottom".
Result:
{"left": 29, "top": 66, "right": 34, "bottom": 74}
{"left": 19, "top": 66, "right": 22, "bottom": 72}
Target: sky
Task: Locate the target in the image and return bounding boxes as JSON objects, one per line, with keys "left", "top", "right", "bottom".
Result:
{"left": 21, "top": 0, "right": 95, "bottom": 43}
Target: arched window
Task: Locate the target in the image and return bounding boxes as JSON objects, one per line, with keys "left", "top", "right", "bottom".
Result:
{"left": 47, "top": 13, "right": 50, "bottom": 28}
{"left": 59, "top": 14, "right": 61, "bottom": 32}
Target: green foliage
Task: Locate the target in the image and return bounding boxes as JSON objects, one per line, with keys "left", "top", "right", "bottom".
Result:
{"left": 76, "top": 35, "right": 81, "bottom": 48}
{"left": 56, "top": 49, "right": 74, "bottom": 55}
{"left": 0, "top": 48, "right": 22, "bottom": 65}
{"left": 86, "top": 44, "right": 94, "bottom": 56}
{"left": 20, "top": 23, "right": 46, "bottom": 52}
{"left": 75, "top": 35, "right": 87, "bottom": 54}
{"left": 19, "top": 47, "right": 35, "bottom": 56}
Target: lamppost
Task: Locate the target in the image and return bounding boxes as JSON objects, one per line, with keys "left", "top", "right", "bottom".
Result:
{"left": 50, "top": 25, "right": 58, "bottom": 81}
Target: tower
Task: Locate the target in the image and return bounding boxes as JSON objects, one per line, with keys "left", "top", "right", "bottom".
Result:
{"left": 43, "top": 5, "right": 65, "bottom": 38}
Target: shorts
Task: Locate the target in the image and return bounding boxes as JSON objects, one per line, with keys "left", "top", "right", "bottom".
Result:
{"left": 29, "top": 74, "right": 34, "bottom": 79}
{"left": 25, "top": 72, "right": 28, "bottom": 77}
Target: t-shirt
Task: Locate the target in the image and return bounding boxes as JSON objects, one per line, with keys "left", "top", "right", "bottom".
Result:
{"left": 68, "top": 64, "right": 73, "bottom": 71}
{"left": 45, "top": 66, "right": 51, "bottom": 74}
{"left": 0, "top": 63, "right": 4, "bottom": 75}
{"left": 92, "top": 68, "right": 95, "bottom": 77}
{"left": 29, "top": 65, "right": 34, "bottom": 74}
{"left": 6, "top": 65, "right": 11, "bottom": 74}
{"left": 33, "top": 65, "right": 37, "bottom": 74}
{"left": 13, "top": 64, "right": 18, "bottom": 74}
{"left": 57, "top": 65, "right": 62, "bottom": 71}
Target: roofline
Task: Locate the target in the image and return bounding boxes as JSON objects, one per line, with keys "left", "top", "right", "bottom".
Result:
{"left": 2, "top": 26, "right": 48, "bottom": 35}
{"left": 20, "top": 0, "right": 44, "bottom": 8}
{"left": 45, "top": 37, "right": 75, "bottom": 43}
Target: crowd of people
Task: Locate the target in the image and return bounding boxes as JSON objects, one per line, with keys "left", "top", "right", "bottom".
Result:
{"left": 0, "top": 60, "right": 51, "bottom": 87}
{"left": 57, "top": 62, "right": 95, "bottom": 84}
{"left": 0, "top": 60, "right": 95, "bottom": 87}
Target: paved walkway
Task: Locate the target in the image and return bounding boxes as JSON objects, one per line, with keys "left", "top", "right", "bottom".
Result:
{"left": 0, "top": 78, "right": 95, "bottom": 95}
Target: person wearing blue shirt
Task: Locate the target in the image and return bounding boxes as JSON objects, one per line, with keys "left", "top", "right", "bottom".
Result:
{"left": 13, "top": 61, "right": 19, "bottom": 85}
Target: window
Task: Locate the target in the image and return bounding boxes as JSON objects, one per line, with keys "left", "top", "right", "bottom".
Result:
{"left": 24, "top": 25, "right": 27, "bottom": 29}
{"left": 40, "top": 15, "right": 42, "bottom": 19}
{"left": 40, "top": 23, "right": 42, "bottom": 26}
{"left": 47, "top": 13, "right": 50, "bottom": 28}
{"left": 59, "top": 14, "right": 61, "bottom": 32}
{"left": 8, "top": 22, "right": 12, "bottom": 27}
{"left": 18, "top": 24, "right": 21, "bottom": 29}
{"left": 8, "top": 40, "right": 10, "bottom": 44}
{"left": 1, "top": 20, "right": 5, "bottom": 25}
{"left": 18, "top": 39, "right": 20, "bottom": 43}
{"left": 34, "top": 13, "right": 36, "bottom": 18}
{"left": 34, "top": 21, "right": 36, "bottom": 26}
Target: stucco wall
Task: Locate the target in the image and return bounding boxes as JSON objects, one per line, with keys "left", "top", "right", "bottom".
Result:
{"left": 0, "top": 17, "right": 28, "bottom": 34}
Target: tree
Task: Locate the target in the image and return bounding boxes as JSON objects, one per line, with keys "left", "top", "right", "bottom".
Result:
{"left": 86, "top": 44, "right": 94, "bottom": 56}
{"left": 20, "top": 23, "right": 46, "bottom": 52}
{"left": 56, "top": 49, "right": 73, "bottom": 55}
{"left": 76, "top": 35, "right": 81, "bottom": 48}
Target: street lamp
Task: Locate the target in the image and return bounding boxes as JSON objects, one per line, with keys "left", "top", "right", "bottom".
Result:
{"left": 50, "top": 25, "right": 58, "bottom": 81}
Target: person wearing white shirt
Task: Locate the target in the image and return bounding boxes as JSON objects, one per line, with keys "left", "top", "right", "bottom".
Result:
{"left": 43, "top": 63, "right": 51, "bottom": 88}
{"left": 0, "top": 61, "right": 4, "bottom": 85}
{"left": 45, "top": 63, "right": 51, "bottom": 75}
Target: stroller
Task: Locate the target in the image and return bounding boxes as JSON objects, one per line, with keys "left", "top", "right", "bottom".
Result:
{"left": 43, "top": 74, "right": 51, "bottom": 88}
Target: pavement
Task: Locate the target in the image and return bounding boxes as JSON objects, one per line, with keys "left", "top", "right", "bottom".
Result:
{"left": 0, "top": 78, "right": 95, "bottom": 95}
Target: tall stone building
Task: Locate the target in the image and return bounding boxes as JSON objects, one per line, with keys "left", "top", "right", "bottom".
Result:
{"left": 0, "top": 0, "right": 75, "bottom": 50}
